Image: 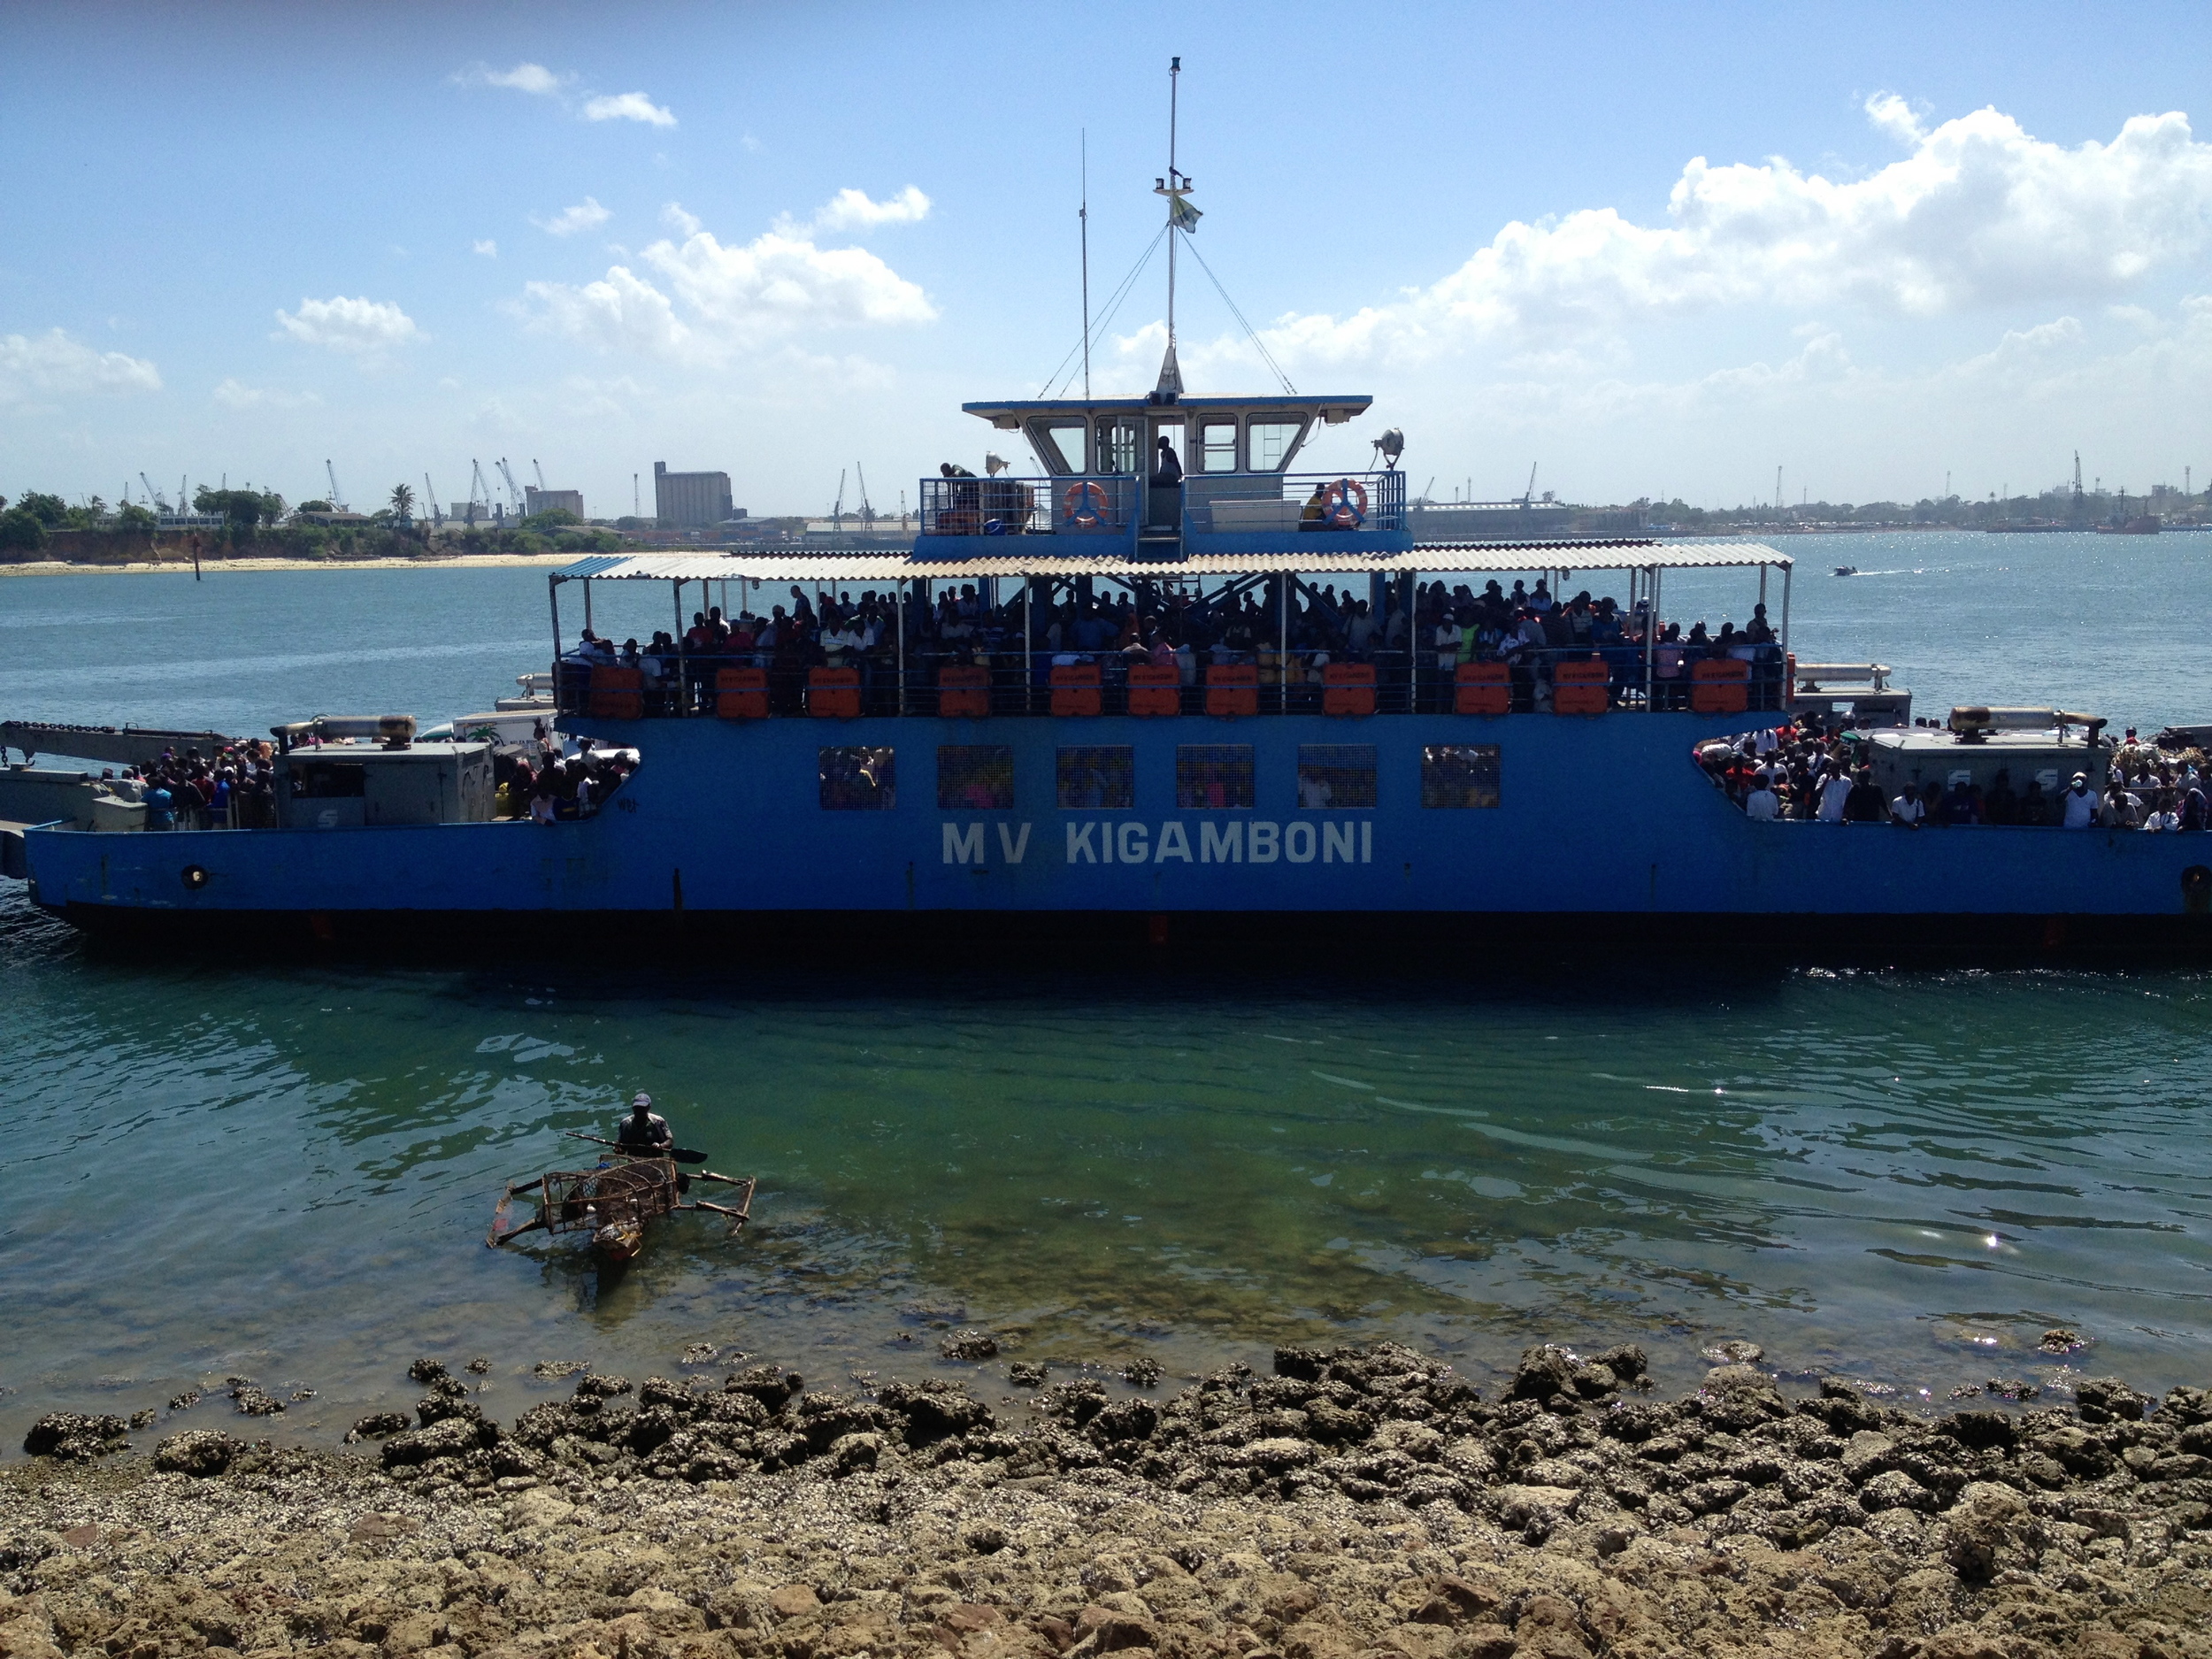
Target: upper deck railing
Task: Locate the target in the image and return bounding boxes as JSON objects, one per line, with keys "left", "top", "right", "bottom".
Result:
{"left": 916, "top": 471, "right": 1408, "bottom": 549}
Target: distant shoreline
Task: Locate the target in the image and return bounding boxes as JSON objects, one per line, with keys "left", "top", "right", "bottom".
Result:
{"left": 0, "top": 553, "right": 579, "bottom": 577}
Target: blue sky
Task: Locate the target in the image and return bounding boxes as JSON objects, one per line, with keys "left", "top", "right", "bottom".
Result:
{"left": 4, "top": 1, "right": 2209, "bottom": 517}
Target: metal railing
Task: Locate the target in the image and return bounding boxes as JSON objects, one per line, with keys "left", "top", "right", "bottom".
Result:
{"left": 1184, "top": 470, "right": 1408, "bottom": 536}
{"left": 918, "top": 474, "right": 1137, "bottom": 538}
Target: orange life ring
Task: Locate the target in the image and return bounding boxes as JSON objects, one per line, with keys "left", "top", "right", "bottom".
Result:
{"left": 1063, "top": 480, "right": 1109, "bottom": 528}
{"left": 1325, "top": 478, "right": 1368, "bottom": 528}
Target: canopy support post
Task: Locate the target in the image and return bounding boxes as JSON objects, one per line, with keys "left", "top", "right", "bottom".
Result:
{"left": 673, "top": 580, "right": 687, "bottom": 717}
{"left": 1779, "top": 560, "right": 1792, "bottom": 658}
{"left": 1278, "top": 572, "right": 1288, "bottom": 714}
{"left": 1644, "top": 565, "right": 1659, "bottom": 710}
{"left": 1023, "top": 572, "right": 1033, "bottom": 715}
{"left": 896, "top": 580, "right": 906, "bottom": 716}
{"left": 583, "top": 578, "right": 593, "bottom": 636}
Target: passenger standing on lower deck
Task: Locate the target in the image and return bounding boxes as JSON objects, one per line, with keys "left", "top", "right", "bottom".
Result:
{"left": 1817, "top": 767, "right": 1854, "bottom": 823}
{"left": 2061, "top": 773, "right": 2100, "bottom": 828}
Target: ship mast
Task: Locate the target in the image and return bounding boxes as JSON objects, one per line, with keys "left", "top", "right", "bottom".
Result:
{"left": 1152, "top": 56, "right": 1195, "bottom": 396}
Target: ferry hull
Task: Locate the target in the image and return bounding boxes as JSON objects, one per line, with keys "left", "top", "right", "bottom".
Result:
{"left": 24, "top": 711, "right": 2212, "bottom": 956}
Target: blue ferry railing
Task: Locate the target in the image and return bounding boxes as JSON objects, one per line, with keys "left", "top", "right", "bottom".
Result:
{"left": 555, "top": 641, "right": 1790, "bottom": 720}
{"left": 917, "top": 474, "right": 1138, "bottom": 538}
{"left": 1182, "top": 470, "right": 1407, "bottom": 536}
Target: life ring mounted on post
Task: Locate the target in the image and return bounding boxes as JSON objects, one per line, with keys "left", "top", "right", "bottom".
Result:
{"left": 1325, "top": 478, "right": 1368, "bottom": 528}
{"left": 1062, "top": 480, "right": 1110, "bottom": 528}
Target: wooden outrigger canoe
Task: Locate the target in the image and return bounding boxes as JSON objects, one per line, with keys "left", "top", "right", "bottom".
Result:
{"left": 487, "top": 1148, "right": 755, "bottom": 1262}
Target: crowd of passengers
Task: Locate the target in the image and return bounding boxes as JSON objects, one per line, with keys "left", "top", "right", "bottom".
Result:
{"left": 1707, "top": 721, "right": 2212, "bottom": 829}
{"left": 111, "top": 733, "right": 636, "bottom": 830}
{"left": 492, "top": 740, "right": 634, "bottom": 824}
{"left": 558, "top": 574, "right": 1781, "bottom": 715}
{"left": 103, "top": 741, "right": 281, "bottom": 830}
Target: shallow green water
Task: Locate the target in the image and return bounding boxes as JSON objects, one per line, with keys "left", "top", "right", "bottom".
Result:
{"left": 2, "top": 533, "right": 2210, "bottom": 1444}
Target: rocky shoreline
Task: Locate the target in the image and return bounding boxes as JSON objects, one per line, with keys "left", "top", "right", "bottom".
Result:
{"left": 6, "top": 1342, "right": 2210, "bottom": 1659}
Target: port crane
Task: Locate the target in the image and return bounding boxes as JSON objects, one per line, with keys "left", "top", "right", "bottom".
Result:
{"left": 467, "top": 460, "right": 493, "bottom": 525}
{"left": 495, "top": 458, "right": 526, "bottom": 516}
{"left": 856, "top": 462, "right": 873, "bottom": 526}
{"left": 138, "top": 472, "right": 168, "bottom": 512}
{"left": 1518, "top": 464, "right": 1538, "bottom": 509}
{"left": 325, "top": 461, "right": 348, "bottom": 512}
{"left": 424, "top": 473, "right": 442, "bottom": 527}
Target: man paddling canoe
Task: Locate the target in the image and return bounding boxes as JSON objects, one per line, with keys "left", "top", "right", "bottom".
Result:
{"left": 615, "top": 1092, "right": 674, "bottom": 1156}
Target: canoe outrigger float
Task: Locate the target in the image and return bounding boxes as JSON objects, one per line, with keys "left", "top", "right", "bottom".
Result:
{"left": 486, "top": 1133, "right": 756, "bottom": 1262}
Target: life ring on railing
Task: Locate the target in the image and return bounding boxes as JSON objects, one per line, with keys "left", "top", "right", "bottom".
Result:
{"left": 1063, "top": 480, "right": 1109, "bottom": 528}
{"left": 1325, "top": 478, "right": 1368, "bottom": 528}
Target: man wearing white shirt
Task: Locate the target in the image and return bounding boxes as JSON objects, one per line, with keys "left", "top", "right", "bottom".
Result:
{"left": 1744, "top": 780, "right": 1779, "bottom": 820}
{"left": 1818, "top": 770, "right": 1854, "bottom": 823}
{"left": 2061, "top": 773, "right": 2100, "bottom": 828}
{"left": 1890, "top": 788, "right": 1925, "bottom": 827}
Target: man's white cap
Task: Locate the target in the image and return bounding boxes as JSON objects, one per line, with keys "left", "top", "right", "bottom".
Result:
{"left": 633, "top": 1092, "right": 652, "bottom": 1108}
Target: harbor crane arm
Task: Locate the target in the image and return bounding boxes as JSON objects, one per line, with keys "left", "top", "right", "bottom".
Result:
{"left": 139, "top": 472, "right": 167, "bottom": 511}
{"left": 495, "top": 458, "right": 525, "bottom": 513}
{"left": 326, "top": 460, "right": 347, "bottom": 512}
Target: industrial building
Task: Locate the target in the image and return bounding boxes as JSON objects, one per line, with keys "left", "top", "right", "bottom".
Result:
{"left": 525, "top": 487, "right": 585, "bottom": 519}
{"left": 653, "top": 462, "right": 733, "bottom": 527}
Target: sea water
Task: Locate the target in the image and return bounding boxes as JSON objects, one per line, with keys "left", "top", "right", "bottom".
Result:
{"left": 1, "top": 531, "right": 2208, "bottom": 1445}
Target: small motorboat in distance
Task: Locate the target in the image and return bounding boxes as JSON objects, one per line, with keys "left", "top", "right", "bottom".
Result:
{"left": 1833, "top": 565, "right": 1859, "bottom": 576}
{"left": 487, "top": 1133, "right": 755, "bottom": 1262}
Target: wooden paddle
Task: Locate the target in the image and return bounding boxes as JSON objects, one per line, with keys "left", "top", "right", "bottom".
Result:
{"left": 564, "top": 1129, "right": 709, "bottom": 1164}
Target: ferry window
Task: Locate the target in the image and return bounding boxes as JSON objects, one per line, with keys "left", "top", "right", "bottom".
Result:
{"left": 1420, "top": 745, "right": 1500, "bottom": 809}
{"left": 292, "top": 761, "right": 366, "bottom": 798}
{"left": 1096, "top": 419, "right": 1142, "bottom": 476}
{"left": 1197, "top": 421, "right": 1238, "bottom": 472}
{"left": 1296, "top": 745, "right": 1377, "bottom": 809}
{"left": 1056, "top": 746, "right": 1133, "bottom": 809}
{"left": 1248, "top": 419, "right": 1307, "bottom": 472}
{"left": 819, "top": 746, "right": 896, "bottom": 810}
{"left": 1177, "top": 745, "right": 1256, "bottom": 809}
{"left": 1032, "top": 420, "right": 1088, "bottom": 473}
{"left": 938, "top": 746, "right": 1014, "bottom": 810}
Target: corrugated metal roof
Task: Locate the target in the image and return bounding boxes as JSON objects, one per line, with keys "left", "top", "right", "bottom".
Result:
{"left": 556, "top": 540, "right": 1789, "bottom": 584}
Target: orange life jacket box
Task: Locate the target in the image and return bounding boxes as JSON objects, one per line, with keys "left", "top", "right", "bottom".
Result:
{"left": 715, "top": 666, "right": 768, "bottom": 719}
{"left": 1126, "top": 664, "right": 1180, "bottom": 717}
{"left": 1690, "top": 657, "right": 1750, "bottom": 714}
{"left": 1322, "top": 661, "right": 1376, "bottom": 717}
{"left": 938, "top": 664, "right": 990, "bottom": 718}
{"left": 1552, "top": 657, "right": 1609, "bottom": 715}
{"left": 1454, "top": 660, "right": 1509, "bottom": 716}
{"left": 807, "top": 665, "right": 862, "bottom": 719}
{"left": 1050, "top": 663, "right": 1102, "bottom": 717}
{"left": 588, "top": 665, "right": 643, "bottom": 720}
{"left": 1205, "top": 663, "right": 1258, "bottom": 718}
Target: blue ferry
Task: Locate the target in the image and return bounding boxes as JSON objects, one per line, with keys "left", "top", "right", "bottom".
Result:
{"left": 16, "top": 104, "right": 2212, "bottom": 956}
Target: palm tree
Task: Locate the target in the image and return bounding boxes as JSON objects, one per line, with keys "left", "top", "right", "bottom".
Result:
{"left": 389, "top": 483, "right": 415, "bottom": 519}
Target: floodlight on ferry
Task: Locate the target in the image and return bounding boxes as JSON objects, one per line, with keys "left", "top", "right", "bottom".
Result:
{"left": 984, "top": 453, "right": 1010, "bottom": 476}
{"left": 1372, "top": 428, "right": 1404, "bottom": 470}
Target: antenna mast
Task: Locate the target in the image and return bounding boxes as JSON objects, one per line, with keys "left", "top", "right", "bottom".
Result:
{"left": 1150, "top": 57, "right": 1193, "bottom": 396}
{"left": 1080, "top": 131, "right": 1091, "bottom": 403}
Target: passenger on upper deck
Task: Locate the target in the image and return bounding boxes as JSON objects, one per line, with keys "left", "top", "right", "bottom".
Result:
{"left": 1151, "top": 437, "right": 1183, "bottom": 488}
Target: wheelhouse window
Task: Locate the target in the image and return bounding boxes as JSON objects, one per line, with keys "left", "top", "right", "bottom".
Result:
{"left": 1296, "top": 745, "right": 1377, "bottom": 809}
{"left": 1177, "top": 745, "right": 1255, "bottom": 809}
{"left": 1420, "top": 745, "right": 1500, "bottom": 809}
{"left": 1248, "top": 419, "right": 1308, "bottom": 472}
{"left": 1056, "top": 746, "right": 1133, "bottom": 809}
{"left": 1095, "top": 419, "right": 1142, "bottom": 476}
{"left": 820, "top": 747, "right": 896, "bottom": 810}
{"left": 1197, "top": 420, "right": 1238, "bottom": 472}
{"left": 1029, "top": 419, "right": 1089, "bottom": 474}
{"left": 938, "top": 746, "right": 1014, "bottom": 810}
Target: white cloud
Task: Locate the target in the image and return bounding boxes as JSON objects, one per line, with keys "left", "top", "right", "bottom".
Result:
{"left": 533, "top": 196, "right": 611, "bottom": 237}
{"left": 473, "top": 239, "right": 498, "bottom": 257}
{"left": 661, "top": 202, "right": 701, "bottom": 236}
{"left": 1252, "top": 101, "right": 2212, "bottom": 368}
{"left": 457, "top": 61, "right": 571, "bottom": 96}
{"left": 273, "top": 296, "right": 424, "bottom": 355}
{"left": 518, "top": 216, "right": 936, "bottom": 361}
{"left": 213, "top": 379, "right": 322, "bottom": 410}
{"left": 583, "top": 91, "right": 675, "bottom": 127}
{"left": 792, "top": 185, "right": 932, "bottom": 235}
{"left": 0, "top": 328, "right": 161, "bottom": 403}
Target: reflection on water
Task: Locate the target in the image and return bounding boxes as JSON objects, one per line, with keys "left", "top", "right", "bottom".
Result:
{"left": 4, "top": 879, "right": 2208, "bottom": 1445}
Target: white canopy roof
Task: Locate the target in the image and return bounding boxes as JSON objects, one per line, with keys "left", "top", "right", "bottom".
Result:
{"left": 556, "top": 540, "right": 1789, "bottom": 584}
